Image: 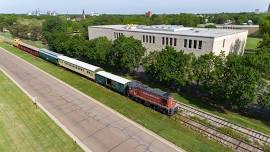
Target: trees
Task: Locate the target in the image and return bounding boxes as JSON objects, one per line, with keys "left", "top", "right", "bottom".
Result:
{"left": 91, "top": 37, "right": 112, "bottom": 65}
{"left": 143, "top": 47, "right": 194, "bottom": 87}
{"left": 257, "top": 79, "right": 270, "bottom": 109}
{"left": 219, "top": 54, "right": 260, "bottom": 109}
{"left": 42, "top": 17, "right": 67, "bottom": 34}
{"left": 244, "top": 49, "right": 270, "bottom": 79}
{"left": 258, "top": 34, "right": 270, "bottom": 51}
{"left": 110, "top": 36, "right": 145, "bottom": 73}
{"left": 259, "top": 15, "right": 270, "bottom": 35}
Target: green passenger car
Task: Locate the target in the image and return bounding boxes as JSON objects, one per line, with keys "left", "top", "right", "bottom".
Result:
{"left": 95, "top": 71, "right": 131, "bottom": 94}
{"left": 39, "top": 48, "right": 61, "bottom": 65}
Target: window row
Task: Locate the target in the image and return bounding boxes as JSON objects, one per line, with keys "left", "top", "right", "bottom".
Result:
{"left": 64, "top": 61, "right": 85, "bottom": 72}
{"left": 143, "top": 35, "right": 155, "bottom": 44}
{"left": 184, "top": 39, "right": 202, "bottom": 49}
{"left": 162, "top": 37, "right": 177, "bottom": 46}
{"left": 114, "top": 32, "right": 123, "bottom": 39}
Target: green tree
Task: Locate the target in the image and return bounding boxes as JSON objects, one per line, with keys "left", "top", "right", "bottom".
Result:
{"left": 193, "top": 53, "right": 225, "bottom": 87}
{"left": 91, "top": 37, "right": 112, "bottom": 65}
{"left": 260, "top": 15, "right": 270, "bottom": 35}
{"left": 46, "top": 32, "right": 70, "bottom": 54}
{"left": 220, "top": 54, "right": 260, "bottom": 109}
{"left": 42, "top": 17, "right": 67, "bottom": 34}
{"left": 143, "top": 47, "right": 194, "bottom": 87}
{"left": 256, "top": 79, "right": 270, "bottom": 108}
{"left": 110, "top": 36, "right": 145, "bottom": 73}
{"left": 244, "top": 48, "right": 270, "bottom": 79}
{"left": 258, "top": 34, "right": 270, "bottom": 51}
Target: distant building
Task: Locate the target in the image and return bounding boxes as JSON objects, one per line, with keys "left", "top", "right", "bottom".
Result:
{"left": 82, "top": 9, "right": 86, "bottom": 20}
{"left": 268, "top": 3, "right": 270, "bottom": 13}
{"left": 145, "top": 11, "right": 153, "bottom": 17}
{"left": 89, "top": 12, "right": 100, "bottom": 16}
{"left": 27, "top": 9, "right": 40, "bottom": 16}
{"left": 47, "top": 10, "right": 57, "bottom": 16}
{"left": 255, "top": 9, "right": 260, "bottom": 14}
{"left": 88, "top": 25, "right": 248, "bottom": 56}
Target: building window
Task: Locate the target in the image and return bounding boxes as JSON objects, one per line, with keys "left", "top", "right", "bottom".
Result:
{"left": 223, "top": 39, "right": 226, "bottom": 48}
{"left": 149, "top": 36, "right": 152, "bottom": 43}
{"left": 189, "top": 40, "right": 192, "bottom": 48}
{"left": 146, "top": 35, "right": 148, "bottom": 43}
{"left": 166, "top": 37, "right": 169, "bottom": 45}
{"left": 184, "top": 39, "right": 187, "bottom": 48}
{"left": 162, "top": 37, "right": 165, "bottom": 45}
{"left": 143, "top": 35, "right": 145, "bottom": 42}
{"left": 198, "top": 41, "right": 202, "bottom": 49}
{"left": 193, "top": 40, "right": 197, "bottom": 49}
{"left": 170, "top": 38, "right": 173, "bottom": 46}
{"left": 153, "top": 36, "right": 155, "bottom": 44}
{"left": 174, "top": 38, "right": 177, "bottom": 46}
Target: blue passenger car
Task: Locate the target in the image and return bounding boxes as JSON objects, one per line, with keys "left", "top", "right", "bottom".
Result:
{"left": 39, "top": 48, "right": 61, "bottom": 65}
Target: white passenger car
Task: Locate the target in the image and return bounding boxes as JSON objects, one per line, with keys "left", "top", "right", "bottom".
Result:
{"left": 58, "top": 56, "right": 103, "bottom": 80}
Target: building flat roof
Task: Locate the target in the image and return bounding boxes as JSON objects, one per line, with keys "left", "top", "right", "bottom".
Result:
{"left": 96, "top": 71, "right": 131, "bottom": 85}
{"left": 89, "top": 25, "right": 248, "bottom": 38}
{"left": 59, "top": 55, "right": 102, "bottom": 72}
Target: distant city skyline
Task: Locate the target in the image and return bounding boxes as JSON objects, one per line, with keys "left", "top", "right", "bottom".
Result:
{"left": 0, "top": 0, "right": 269, "bottom": 14}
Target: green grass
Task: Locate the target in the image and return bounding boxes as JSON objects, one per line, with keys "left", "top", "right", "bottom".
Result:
{"left": 246, "top": 37, "right": 262, "bottom": 50}
{"left": 0, "top": 43, "right": 232, "bottom": 152}
{"left": 0, "top": 71, "right": 82, "bottom": 152}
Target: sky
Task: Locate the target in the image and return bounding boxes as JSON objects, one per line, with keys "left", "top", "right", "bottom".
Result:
{"left": 0, "top": 0, "right": 269, "bottom": 14}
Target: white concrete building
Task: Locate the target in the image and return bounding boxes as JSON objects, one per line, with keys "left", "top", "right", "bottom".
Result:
{"left": 88, "top": 25, "right": 248, "bottom": 56}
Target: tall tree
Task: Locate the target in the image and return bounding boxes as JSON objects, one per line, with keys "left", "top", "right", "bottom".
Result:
{"left": 110, "top": 36, "right": 145, "bottom": 73}
{"left": 219, "top": 54, "right": 260, "bottom": 109}
{"left": 42, "top": 17, "right": 67, "bottom": 34}
{"left": 143, "top": 46, "right": 194, "bottom": 87}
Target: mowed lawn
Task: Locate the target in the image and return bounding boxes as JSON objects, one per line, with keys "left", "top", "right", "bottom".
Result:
{"left": 0, "top": 71, "right": 82, "bottom": 152}
{"left": 0, "top": 43, "right": 232, "bottom": 152}
{"left": 246, "top": 37, "right": 262, "bottom": 50}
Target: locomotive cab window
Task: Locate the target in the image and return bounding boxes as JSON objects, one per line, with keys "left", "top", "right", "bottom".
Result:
{"left": 162, "top": 99, "right": 167, "bottom": 106}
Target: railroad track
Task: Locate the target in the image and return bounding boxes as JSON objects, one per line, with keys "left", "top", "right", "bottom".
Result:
{"left": 176, "top": 102, "right": 270, "bottom": 145}
{"left": 175, "top": 114, "right": 264, "bottom": 152}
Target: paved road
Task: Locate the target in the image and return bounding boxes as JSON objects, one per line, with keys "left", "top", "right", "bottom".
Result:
{"left": 0, "top": 48, "right": 184, "bottom": 152}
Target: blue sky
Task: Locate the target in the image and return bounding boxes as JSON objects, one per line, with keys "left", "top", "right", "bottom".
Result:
{"left": 0, "top": 0, "right": 269, "bottom": 14}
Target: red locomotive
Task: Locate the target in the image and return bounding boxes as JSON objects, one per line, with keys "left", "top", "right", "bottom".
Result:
{"left": 127, "top": 81, "right": 178, "bottom": 116}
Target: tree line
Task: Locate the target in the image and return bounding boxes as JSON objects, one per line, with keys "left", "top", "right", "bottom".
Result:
{"left": 143, "top": 47, "right": 270, "bottom": 110}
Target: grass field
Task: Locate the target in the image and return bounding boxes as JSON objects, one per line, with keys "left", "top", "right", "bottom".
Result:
{"left": 246, "top": 37, "right": 262, "bottom": 50}
{"left": 0, "top": 43, "right": 232, "bottom": 152}
{"left": 0, "top": 71, "right": 82, "bottom": 152}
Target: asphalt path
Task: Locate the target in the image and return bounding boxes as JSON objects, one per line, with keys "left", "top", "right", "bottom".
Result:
{"left": 0, "top": 47, "right": 184, "bottom": 152}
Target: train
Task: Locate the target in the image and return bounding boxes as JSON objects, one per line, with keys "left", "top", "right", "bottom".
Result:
{"left": 12, "top": 39, "right": 179, "bottom": 116}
